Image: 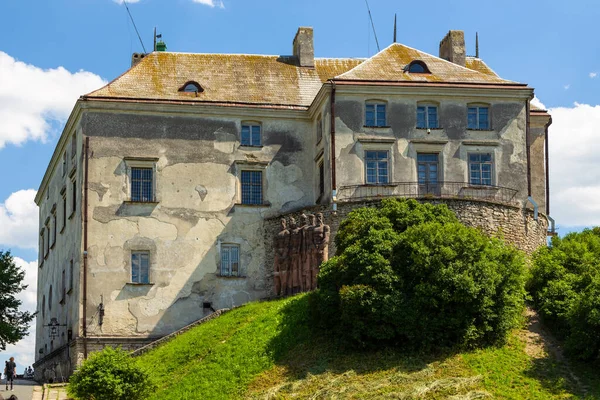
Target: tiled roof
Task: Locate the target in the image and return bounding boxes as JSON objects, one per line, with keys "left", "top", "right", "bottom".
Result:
{"left": 85, "top": 44, "right": 523, "bottom": 108}
{"left": 335, "top": 43, "right": 518, "bottom": 85}
{"left": 86, "top": 52, "right": 363, "bottom": 108}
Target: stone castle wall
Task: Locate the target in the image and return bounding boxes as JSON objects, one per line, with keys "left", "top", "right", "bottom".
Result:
{"left": 264, "top": 198, "right": 548, "bottom": 296}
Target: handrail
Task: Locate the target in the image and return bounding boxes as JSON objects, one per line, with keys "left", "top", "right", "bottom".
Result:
{"left": 337, "top": 181, "right": 518, "bottom": 205}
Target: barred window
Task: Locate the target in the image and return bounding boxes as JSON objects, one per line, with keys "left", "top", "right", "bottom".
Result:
{"left": 221, "top": 244, "right": 240, "bottom": 277}
{"left": 241, "top": 170, "right": 262, "bottom": 205}
{"left": 131, "top": 252, "right": 150, "bottom": 284}
{"left": 131, "top": 167, "right": 154, "bottom": 202}
{"left": 365, "top": 150, "right": 389, "bottom": 184}
{"left": 469, "top": 153, "right": 493, "bottom": 185}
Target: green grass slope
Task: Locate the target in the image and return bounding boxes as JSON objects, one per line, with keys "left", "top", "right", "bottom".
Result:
{"left": 136, "top": 295, "right": 599, "bottom": 399}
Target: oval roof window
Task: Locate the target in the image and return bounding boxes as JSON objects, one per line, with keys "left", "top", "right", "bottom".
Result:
{"left": 405, "top": 60, "right": 431, "bottom": 74}
{"left": 180, "top": 81, "right": 203, "bottom": 93}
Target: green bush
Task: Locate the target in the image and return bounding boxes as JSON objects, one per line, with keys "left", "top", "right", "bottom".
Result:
{"left": 67, "top": 346, "right": 156, "bottom": 400}
{"left": 314, "top": 198, "right": 527, "bottom": 350}
{"left": 529, "top": 229, "right": 600, "bottom": 361}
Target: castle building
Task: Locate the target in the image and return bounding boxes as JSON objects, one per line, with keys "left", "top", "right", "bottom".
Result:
{"left": 33, "top": 27, "right": 552, "bottom": 380}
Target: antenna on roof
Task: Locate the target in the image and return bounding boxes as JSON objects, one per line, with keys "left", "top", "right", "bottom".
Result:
{"left": 364, "top": 0, "right": 380, "bottom": 52}
{"left": 123, "top": 0, "right": 147, "bottom": 53}
{"left": 393, "top": 14, "right": 397, "bottom": 43}
{"left": 475, "top": 32, "right": 479, "bottom": 58}
{"left": 153, "top": 27, "right": 163, "bottom": 51}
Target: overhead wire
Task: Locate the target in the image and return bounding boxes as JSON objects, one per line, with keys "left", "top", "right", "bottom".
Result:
{"left": 123, "top": 0, "right": 147, "bottom": 53}
{"left": 364, "top": 0, "right": 380, "bottom": 52}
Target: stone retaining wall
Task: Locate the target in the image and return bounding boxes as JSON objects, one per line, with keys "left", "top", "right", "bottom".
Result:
{"left": 263, "top": 198, "right": 548, "bottom": 295}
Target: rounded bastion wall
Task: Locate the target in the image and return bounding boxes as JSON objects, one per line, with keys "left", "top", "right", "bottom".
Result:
{"left": 263, "top": 198, "right": 548, "bottom": 296}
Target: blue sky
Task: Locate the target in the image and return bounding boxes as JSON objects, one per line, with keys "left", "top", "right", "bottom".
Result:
{"left": 1, "top": 0, "right": 599, "bottom": 369}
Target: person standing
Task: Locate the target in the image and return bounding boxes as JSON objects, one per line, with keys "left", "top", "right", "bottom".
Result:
{"left": 5, "top": 357, "right": 16, "bottom": 391}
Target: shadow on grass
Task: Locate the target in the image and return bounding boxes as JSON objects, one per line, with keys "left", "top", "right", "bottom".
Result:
{"left": 265, "top": 293, "right": 454, "bottom": 382}
{"left": 522, "top": 310, "right": 600, "bottom": 399}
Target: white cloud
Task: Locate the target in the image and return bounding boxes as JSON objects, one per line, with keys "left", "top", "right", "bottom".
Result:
{"left": 590, "top": 72, "right": 597, "bottom": 78}
{"left": 0, "top": 189, "right": 38, "bottom": 250}
{"left": 192, "top": 0, "right": 225, "bottom": 8}
{"left": 113, "top": 0, "right": 141, "bottom": 4}
{"left": 548, "top": 103, "right": 600, "bottom": 227}
{"left": 0, "top": 257, "right": 38, "bottom": 369}
{"left": 530, "top": 96, "right": 546, "bottom": 110}
{"left": 0, "top": 52, "right": 105, "bottom": 149}
{"left": 563, "top": 84, "right": 570, "bottom": 90}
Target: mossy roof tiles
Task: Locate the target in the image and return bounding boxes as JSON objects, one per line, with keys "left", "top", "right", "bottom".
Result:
{"left": 335, "top": 43, "right": 517, "bottom": 85}
{"left": 85, "top": 44, "right": 521, "bottom": 108}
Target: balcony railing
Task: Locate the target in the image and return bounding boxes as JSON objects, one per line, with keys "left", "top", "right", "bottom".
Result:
{"left": 337, "top": 181, "right": 518, "bottom": 205}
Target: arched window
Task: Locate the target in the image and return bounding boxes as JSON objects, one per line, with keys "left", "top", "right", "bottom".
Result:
{"left": 405, "top": 60, "right": 431, "bottom": 74}
{"left": 179, "top": 81, "right": 203, "bottom": 93}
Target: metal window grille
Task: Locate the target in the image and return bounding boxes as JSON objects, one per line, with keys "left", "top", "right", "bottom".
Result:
{"left": 468, "top": 106, "right": 489, "bottom": 130}
{"left": 221, "top": 244, "right": 240, "bottom": 276}
{"left": 131, "top": 252, "right": 150, "bottom": 284}
{"left": 365, "top": 103, "right": 386, "bottom": 127}
{"left": 365, "top": 151, "right": 389, "bottom": 184}
{"left": 417, "top": 105, "right": 438, "bottom": 128}
{"left": 241, "top": 170, "right": 262, "bottom": 205}
{"left": 469, "top": 153, "right": 493, "bottom": 185}
{"left": 241, "top": 124, "right": 261, "bottom": 146}
{"left": 131, "top": 167, "right": 154, "bottom": 202}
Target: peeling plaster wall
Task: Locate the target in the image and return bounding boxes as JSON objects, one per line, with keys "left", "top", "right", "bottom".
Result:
{"left": 334, "top": 95, "right": 529, "bottom": 204}
{"left": 34, "top": 129, "right": 83, "bottom": 365}
{"left": 530, "top": 115, "right": 550, "bottom": 213}
{"left": 80, "top": 111, "right": 314, "bottom": 338}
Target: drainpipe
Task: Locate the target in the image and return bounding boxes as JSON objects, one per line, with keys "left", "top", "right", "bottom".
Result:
{"left": 329, "top": 80, "right": 337, "bottom": 212}
{"left": 83, "top": 136, "right": 89, "bottom": 359}
{"left": 544, "top": 117, "right": 552, "bottom": 215}
{"left": 526, "top": 99, "right": 532, "bottom": 198}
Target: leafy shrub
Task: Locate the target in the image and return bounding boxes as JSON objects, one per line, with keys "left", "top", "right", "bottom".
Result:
{"left": 529, "top": 229, "right": 600, "bottom": 360}
{"left": 314, "top": 198, "right": 527, "bottom": 350}
{"left": 68, "top": 346, "right": 156, "bottom": 400}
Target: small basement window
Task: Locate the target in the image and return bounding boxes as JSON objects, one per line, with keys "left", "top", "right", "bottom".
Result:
{"left": 405, "top": 60, "right": 431, "bottom": 74}
{"left": 179, "top": 81, "right": 203, "bottom": 93}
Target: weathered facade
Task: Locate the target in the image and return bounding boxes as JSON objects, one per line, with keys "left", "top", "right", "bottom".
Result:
{"left": 33, "top": 27, "right": 551, "bottom": 380}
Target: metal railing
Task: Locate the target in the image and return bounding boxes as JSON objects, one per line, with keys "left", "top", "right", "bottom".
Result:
{"left": 337, "top": 181, "right": 518, "bottom": 205}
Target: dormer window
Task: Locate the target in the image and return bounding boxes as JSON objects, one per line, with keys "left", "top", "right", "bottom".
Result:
{"left": 179, "top": 81, "right": 203, "bottom": 93}
{"left": 405, "top": 60, "right": 431, "bottom": 74}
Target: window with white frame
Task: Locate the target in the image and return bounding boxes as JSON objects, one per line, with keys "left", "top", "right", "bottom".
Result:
{"left": 417, "top": 104, "right": 439, "bottom": 129}
{"left": 220, "top": 244, "right": 240, "bottom": 277}
{"left": 468, "top": 105, "right": 490, "bottom": 130}
{"left": 365, "top": 102, "right": 387, "bottom": 127}
{"left": 241, "top": 170, "right": 263, "bottom": 205}
{"left": 469, "top": 153, "right": 493, "bottom": 185}
{"left": 131, "top": 252, "right": 150, "bottom": 284}
{"left": 365, "top": 150, "right": 389, "bottom": 184}
{"left": 241, "top": 123, "right": 261, "bottom": 147}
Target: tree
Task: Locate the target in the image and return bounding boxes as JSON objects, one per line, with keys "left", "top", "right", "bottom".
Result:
{"left": 529, "top": 229, "right": 600, "bottom": 361}
{"left": 68, "top": 346, "right": 156, "bottom": 400}
{"left": 313, "top": 199, "right": 527, "bottom": 350}
{"left": 0, "top": 250, "right": 35, "bottom": 350}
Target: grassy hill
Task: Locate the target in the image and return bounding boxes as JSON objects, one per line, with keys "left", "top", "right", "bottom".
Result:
{"left": 135, "top": 294, "right": 599, "bottom": 399}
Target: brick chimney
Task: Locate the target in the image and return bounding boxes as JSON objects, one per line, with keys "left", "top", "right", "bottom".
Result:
{"left": 131, "top": 53, "right": 147, "bottom": 68}
{"left": 439, "top": 30, "right": 466, "bottom": 67}
{"left": 293, "top": 27, "right": 314, "bottom": 68}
